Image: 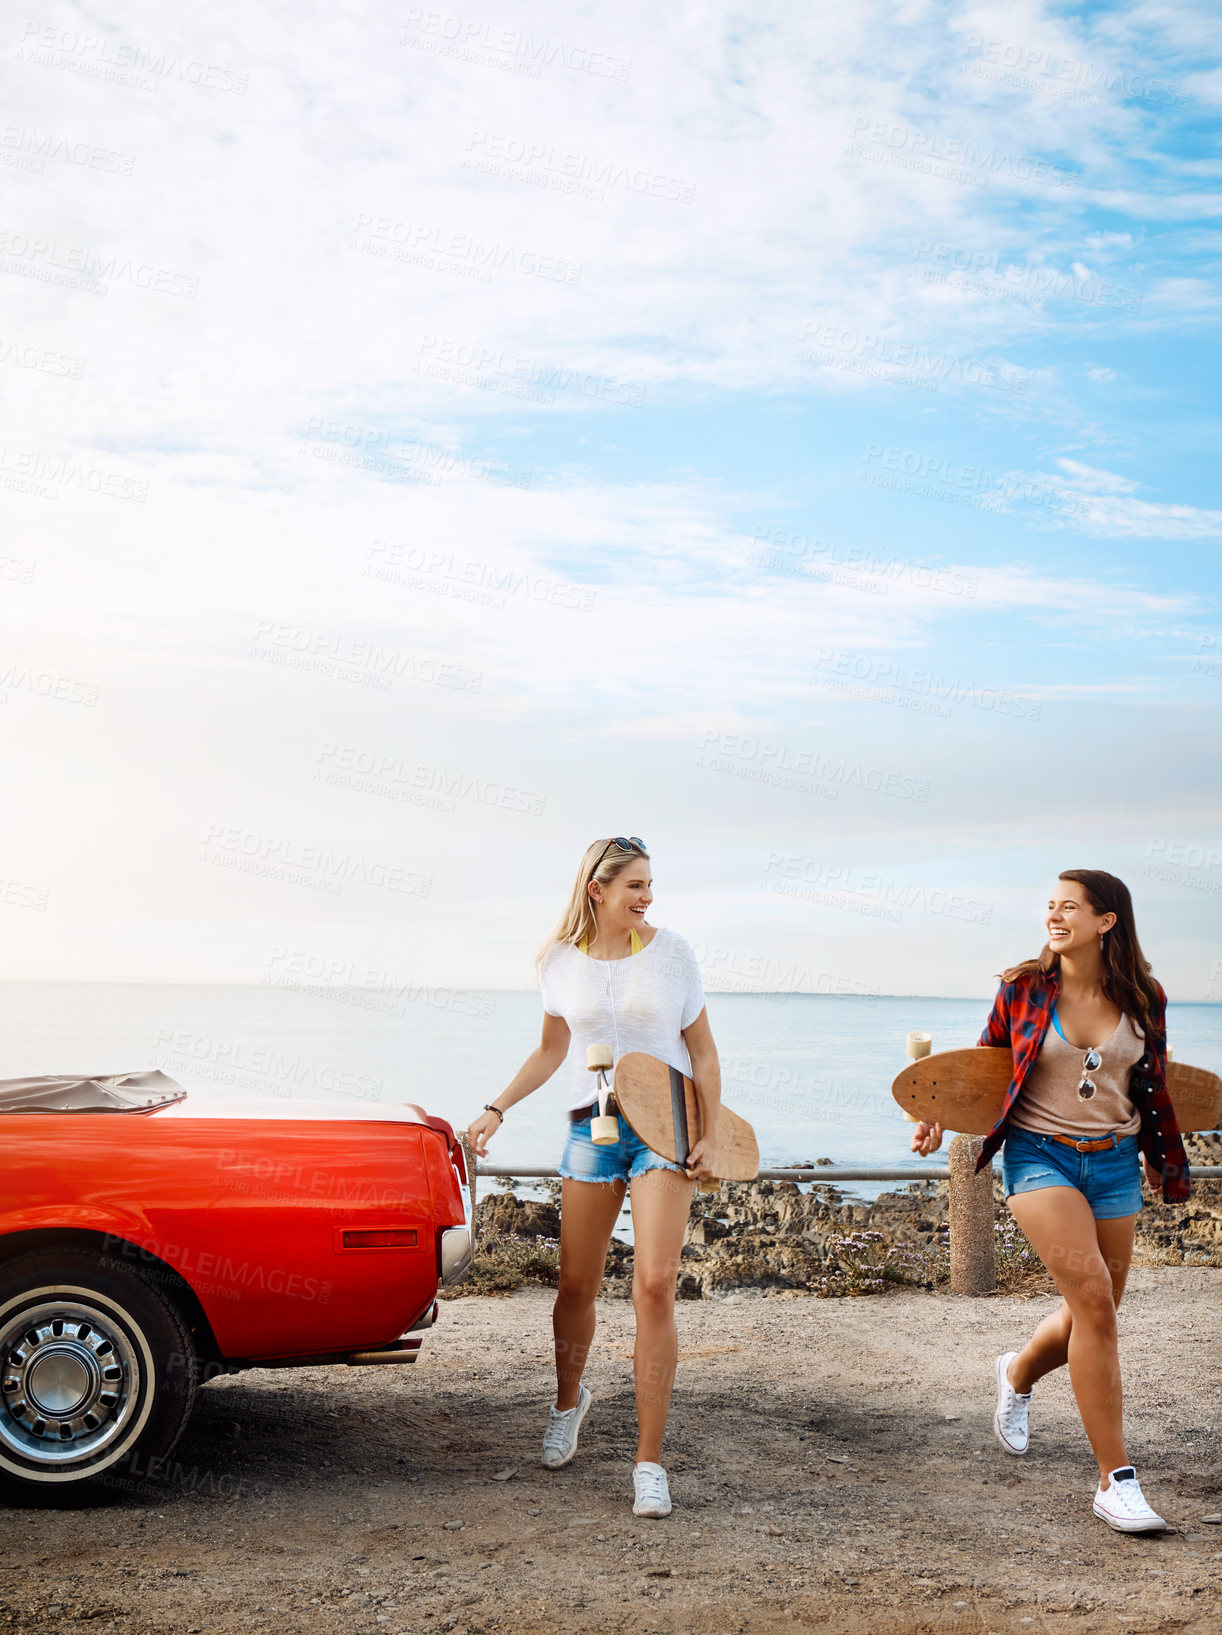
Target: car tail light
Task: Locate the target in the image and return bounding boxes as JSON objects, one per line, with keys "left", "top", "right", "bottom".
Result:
{"left": 339, "top": 1228, "right": 418, "bottom": 1250}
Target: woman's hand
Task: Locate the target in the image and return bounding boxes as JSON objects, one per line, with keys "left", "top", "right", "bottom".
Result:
{"left": 1143, "top": 1158, "right": 1163, "bottom": 1195}
{"left": 681, "top": 1009, "right": 722, "bottom": 1185}
{"left": 911, "top": 1120, "right": 944, "bottom": 1157}
{"left": 466, "top": 1109, "right": 502, "bottom": 1158}
{"left": 684, "top": 1134, "right": 718, "bottom": 1181}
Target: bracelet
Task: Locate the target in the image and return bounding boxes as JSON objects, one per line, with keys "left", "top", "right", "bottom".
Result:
{"left": 483, "top": 1103, "right": 505, "bottom": 1124}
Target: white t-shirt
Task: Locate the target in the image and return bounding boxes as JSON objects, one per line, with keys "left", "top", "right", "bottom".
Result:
{"left": 538, "top": 927, "right": 707, "bottom": 1112}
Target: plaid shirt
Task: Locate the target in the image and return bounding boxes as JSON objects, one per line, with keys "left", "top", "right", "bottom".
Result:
{"left": 975, "top": 969, "right": 1191, "bottom": 1204}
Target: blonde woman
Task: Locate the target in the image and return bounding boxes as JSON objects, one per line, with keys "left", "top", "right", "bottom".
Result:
{"left": 467, "top": 837, "right": 720, "bottom": 1518}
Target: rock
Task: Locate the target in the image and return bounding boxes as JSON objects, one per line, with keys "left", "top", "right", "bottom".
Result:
{"left": 475, "top": 1195, "right": 560, "bottom": 1240}
{"left": 443, "top": 1520, "right": 464, "bottom": 1531}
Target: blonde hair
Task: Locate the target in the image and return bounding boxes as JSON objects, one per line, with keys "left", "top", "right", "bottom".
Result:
{"left": 536, "top": 838, "right": 650, "bottom": 969}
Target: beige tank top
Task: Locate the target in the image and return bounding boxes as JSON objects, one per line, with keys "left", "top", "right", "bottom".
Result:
{"left": 1010, "top": 1011, "right": 1143, "bottom": 1139}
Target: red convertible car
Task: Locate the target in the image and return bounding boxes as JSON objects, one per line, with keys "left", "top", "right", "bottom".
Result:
{"left": 0, "top": 1071, "right": 472, "bottom": 1495}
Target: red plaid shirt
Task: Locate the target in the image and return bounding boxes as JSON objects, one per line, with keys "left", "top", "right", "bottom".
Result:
{"left": 976, "top": 969, "right": 1191, "bottom": 1204}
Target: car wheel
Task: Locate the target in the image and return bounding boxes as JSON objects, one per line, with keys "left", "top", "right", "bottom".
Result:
{"left": 0, "top": 1247, "right": 198, "bottom": 1495}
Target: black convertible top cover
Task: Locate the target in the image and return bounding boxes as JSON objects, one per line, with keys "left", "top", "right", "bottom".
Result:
{"left": 0, "top": 1070, "right": 187, "bottom": 1113}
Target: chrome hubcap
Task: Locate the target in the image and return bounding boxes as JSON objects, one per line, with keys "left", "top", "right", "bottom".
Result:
{"left": 28, "top": 1346, "right": 97, "bottom": 1414}
{"left": 1, "top": 1300, "right": 139, "bottom": 1465}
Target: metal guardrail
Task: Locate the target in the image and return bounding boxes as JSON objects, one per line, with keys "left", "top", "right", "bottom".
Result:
{"left": 476, "top": 1163, "right": 953, "bottom": 1181}
{"left": 477, "top": 1163, "right": 1222, "bottom": 1181}
{"left": 477, "top": 1157, "right": 1222, "bottom": 1183}
{"left": 477, "top": 1170, "right": 1222, "bottom": 1183}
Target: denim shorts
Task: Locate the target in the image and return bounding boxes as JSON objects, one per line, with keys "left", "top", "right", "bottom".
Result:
{"left": 1002, "top": 1128, "right": 1143, "bottom": 1220}
{"left": 558, "top": 1115, "right": 686, "bottom": 1185}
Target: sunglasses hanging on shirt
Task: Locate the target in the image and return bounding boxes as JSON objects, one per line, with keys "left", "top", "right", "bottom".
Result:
{"left": 1077, "top": 1045, "right": 1104, "bottom": 1101}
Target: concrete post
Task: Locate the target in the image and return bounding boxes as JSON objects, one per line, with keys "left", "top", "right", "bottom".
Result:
{"left": 948, "top": 1133, "right": 996, "bottom": 1295}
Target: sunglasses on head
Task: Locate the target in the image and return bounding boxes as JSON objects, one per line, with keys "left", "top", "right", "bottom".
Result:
{"left": 591, "top": 836, "right": 647, "bottom": 873}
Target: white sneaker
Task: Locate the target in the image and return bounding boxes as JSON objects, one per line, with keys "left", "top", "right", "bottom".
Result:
{"left": 541, "top": 1384, "right": 591, "bottom": 1469}
{"left": 1093, "top": 1468, "right": 1168, "bottom": 1533}
{"left": 993, "top": 1351, "right": 1031, "bottom": 1456}
{"left": 632, "top": 1461, "right": 671, "bottom": 1518}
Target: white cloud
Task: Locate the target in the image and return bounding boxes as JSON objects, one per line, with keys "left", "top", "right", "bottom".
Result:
{"left": 1085, "top": 231, "right": 1137, "bottom": 250}
{"left": 1055, "top": 459, "right": 1140, "bottom": 492}
{"left": 1074, "top": 494, "right": 1222, "bottom": 539}
{"left": 1032, "top": 461, "right": 1222, "bottom": 539}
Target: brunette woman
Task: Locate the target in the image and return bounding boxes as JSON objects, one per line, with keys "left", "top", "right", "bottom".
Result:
{"left": 912, "top": 870, "right": 1190, "bottom": 1532}
{"left": 467, "top": 838, "right": 720, "bottom": 1518}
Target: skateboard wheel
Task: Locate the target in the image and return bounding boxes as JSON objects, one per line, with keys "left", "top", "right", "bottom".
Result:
{"left": 586, "top": 1043, "right": 614, "bottom": 1071}
{"left": 590, "top": 1114, "right": 620, "bottom": 1145}
{"left": 906, "top": 1031, "right": 932, "bottom": 1060}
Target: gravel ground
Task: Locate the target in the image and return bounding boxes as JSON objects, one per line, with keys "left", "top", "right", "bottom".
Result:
{"left": 3, "top": 1270, "right": 1221, "bottom": 1634}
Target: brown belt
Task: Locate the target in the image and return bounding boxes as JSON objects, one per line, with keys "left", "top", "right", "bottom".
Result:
{"left": 1048, "top": 1131, "right": 1127, "bottom": 1154}
{"left": 570, "top": 1099, "right": 617, "bottom": 1124}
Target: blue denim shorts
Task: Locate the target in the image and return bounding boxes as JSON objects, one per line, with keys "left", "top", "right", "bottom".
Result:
{"left": 1002, "top": 1128, "right": 1143, "bottom": 1220}
{"left": 558, "top": 1115, "right": 686, "bottom": 1185}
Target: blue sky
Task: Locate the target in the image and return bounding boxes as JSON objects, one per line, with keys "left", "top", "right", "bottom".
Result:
{"left": 1, "top": 0, "right": 1219, "bottom": 998}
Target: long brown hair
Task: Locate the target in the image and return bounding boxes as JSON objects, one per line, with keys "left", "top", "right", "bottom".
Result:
{"left": 536, "top": 838, "right": 651, "bottom": 969}
{"left": 1003, "top": 869, "right": 1162, "bottom": 1037}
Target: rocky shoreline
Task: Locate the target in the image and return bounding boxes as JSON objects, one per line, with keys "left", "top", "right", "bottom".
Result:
{"left": 454, "top": 1131, "right": 1222, "bottom": 1300}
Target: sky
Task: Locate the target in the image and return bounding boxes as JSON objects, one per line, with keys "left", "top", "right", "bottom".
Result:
{"left": 2, "top": 0, "right": 1220, "bottom": 999}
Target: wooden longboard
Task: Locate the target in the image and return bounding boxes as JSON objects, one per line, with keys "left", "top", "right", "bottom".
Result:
{"left": 892, "top": 1046, "right": 1222, "bottom": 1135}
{"left": 613, "top": 1051, "right": 760, "bottom": 1181}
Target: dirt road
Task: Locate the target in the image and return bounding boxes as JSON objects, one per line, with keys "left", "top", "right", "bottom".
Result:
{"left": 3, "top": 1270, "right": 1221, "bottom": 1634}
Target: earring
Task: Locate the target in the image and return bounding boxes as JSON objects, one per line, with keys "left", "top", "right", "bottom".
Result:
{"left": 1099, "top": 933, "right": 1105, "bottom": 952}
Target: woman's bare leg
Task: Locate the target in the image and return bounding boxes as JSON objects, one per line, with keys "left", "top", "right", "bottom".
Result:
{"left": 1006, "top": 1187, "right": 1138, "bottom": 1484}
{"left": 1007, "top": 1210, "right": 1136, "bottom": 1395}
{"left": 552, "top": 1178, "right": 624, "bottom": 1410}
{"left": 628, "top": 1169, "right": 695, "bottom": 1464}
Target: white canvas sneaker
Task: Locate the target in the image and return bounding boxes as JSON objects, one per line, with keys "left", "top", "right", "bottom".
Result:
{"left": 632, "top": 1461, "right": 672, "bottom": 1517}
{"left": 993, "top": 1351, "right": 1032, "bottom": 1456}
{"left": 1092, "top": 1467, "right": 1168, "bottom": 1533}
{"left": 541, "top": 1384, "right": 591, "bottom": 1469}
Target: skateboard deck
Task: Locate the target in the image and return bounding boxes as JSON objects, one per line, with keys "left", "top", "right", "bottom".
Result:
{"left": 892, "top": 1046, "right": 1222, "bottom": 1135}
{"left": 1166, "top": 1061, "right": 1222, "bottom": 1132}
{"left": 613, "top": 1051, "right": 760, "bottom": 1181}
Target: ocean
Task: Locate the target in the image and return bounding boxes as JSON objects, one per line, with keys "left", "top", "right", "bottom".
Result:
{"left": 4, "top": 984, "right": 1218, "bottom": 1208}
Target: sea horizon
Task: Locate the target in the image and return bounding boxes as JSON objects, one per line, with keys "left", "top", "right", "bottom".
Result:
{"left": 6, "top": 981, "right": 1222, "bottom": 1005}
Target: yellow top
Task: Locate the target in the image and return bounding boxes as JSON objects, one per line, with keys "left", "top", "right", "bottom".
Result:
{"left": 578, "top": 928, "right": 644, "bottom": 956}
